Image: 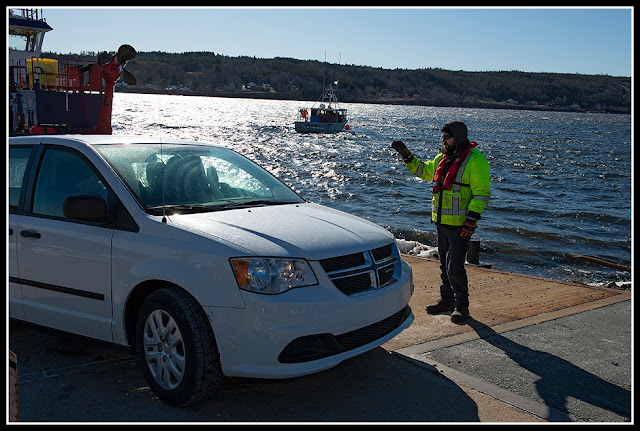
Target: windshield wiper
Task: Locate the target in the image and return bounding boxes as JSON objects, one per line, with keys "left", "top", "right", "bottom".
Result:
{"left": 218, "top": 200, "right": 298, "bottom": 210}
{"left": 146, "top": 200, "right": 299, "bottom": 214}
{"left": 146, "top": 204, "right": 213, "bottom": 214}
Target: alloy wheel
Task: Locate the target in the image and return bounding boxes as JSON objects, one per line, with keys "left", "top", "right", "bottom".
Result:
{"left": 142, "top": 309, "right": 186, "bottom": 390}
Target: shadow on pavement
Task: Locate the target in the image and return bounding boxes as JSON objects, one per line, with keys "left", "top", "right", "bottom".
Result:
{"left": 467, "top": 319, "right": 631, "bottom": 422}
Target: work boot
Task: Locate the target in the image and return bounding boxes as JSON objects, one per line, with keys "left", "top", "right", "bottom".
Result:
{"left": 451, "top": 307, "right": 469, "bottom": 324}
{"left": 426, "top": 300, "right": 455, "bottom": 314}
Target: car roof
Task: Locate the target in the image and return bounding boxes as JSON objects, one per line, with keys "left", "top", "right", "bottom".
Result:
{"left": 9, "top": 134, "right": 224, "bottom": 149}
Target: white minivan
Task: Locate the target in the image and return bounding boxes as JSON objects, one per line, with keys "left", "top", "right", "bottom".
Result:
{"left": 9, "top": 135, "right": 414, "bottom": 406}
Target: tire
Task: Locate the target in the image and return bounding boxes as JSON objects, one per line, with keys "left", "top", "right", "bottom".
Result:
{"left": 136, "top": 286, "right": 222, "bottom": 406}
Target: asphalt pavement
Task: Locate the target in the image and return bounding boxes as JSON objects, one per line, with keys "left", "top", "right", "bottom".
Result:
{"left": 8, "top": 265, "right": 632, "bottom": 423}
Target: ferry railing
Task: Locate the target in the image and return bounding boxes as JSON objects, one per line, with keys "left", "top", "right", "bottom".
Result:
{"left": 10, "top": 57, "right": 104, "bottom": 93}
{"left": 12, "top": 8, "right": 43, "bottom": 20}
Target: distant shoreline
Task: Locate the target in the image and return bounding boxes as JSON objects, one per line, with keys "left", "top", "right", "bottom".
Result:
{"left": 115, "top": 86, "right": 630, "bottom": 115}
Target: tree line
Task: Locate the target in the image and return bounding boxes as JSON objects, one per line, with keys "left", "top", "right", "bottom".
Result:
{"left": 48, "top": 50, "right": 631, "bottom": 114}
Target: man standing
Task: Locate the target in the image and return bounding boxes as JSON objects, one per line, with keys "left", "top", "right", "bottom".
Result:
{"left": 392, "top": 121, "right": 490, "bottom": 324}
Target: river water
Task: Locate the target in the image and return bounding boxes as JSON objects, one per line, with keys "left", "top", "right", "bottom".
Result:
{"left": 112, "top": 92, "right": 632, "bottom": 285}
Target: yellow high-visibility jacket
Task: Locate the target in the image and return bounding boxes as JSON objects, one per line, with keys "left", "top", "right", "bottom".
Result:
{"left": 405, "top": 147, "right": 491, "bottom": 226}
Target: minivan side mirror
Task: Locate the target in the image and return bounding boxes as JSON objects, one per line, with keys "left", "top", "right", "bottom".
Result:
{"left": 63, "top": 193, "right": 108, "bottom": 222}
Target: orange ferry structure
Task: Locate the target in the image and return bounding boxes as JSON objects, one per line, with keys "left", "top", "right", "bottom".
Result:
{"left": 9, "top": 8, "right": 136, "bottom": 135}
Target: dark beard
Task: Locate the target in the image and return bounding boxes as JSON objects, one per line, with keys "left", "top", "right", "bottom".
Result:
{"left": 440, "top": 144, "right": 455, "bottom": 157}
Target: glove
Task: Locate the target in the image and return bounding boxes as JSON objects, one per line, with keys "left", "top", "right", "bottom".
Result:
{"left": 392, "top": 140, "right": 414, "bottom": 163}
{"left": 459, "top": 219, "right": 476, "bottom": 237}
{"left": 459, "top": 211, "right": 481, "bottom": 238}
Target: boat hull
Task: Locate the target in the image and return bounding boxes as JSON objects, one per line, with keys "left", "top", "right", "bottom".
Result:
{"left": 294, "top": 121, "right": 347, "bottom": 134}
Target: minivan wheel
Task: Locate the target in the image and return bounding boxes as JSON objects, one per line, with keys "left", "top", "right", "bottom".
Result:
{"left": 136, "top": 286, "right": 222, "bottom": 406}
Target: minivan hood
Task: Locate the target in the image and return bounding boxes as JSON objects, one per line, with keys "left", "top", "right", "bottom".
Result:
{"left": 169, "top": 202, "right": 393, "bottom": 260}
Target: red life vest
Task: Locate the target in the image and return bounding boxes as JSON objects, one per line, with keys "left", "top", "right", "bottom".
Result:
{"left": 433, "top": 142, "right": 477, "bottom": 193}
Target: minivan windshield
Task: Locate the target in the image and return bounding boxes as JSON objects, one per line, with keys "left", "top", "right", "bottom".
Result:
{"left": 95, "top": 143, "right": 304, "bottom": 214}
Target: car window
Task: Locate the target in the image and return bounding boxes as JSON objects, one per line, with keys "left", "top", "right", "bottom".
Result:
{"left": 31, "top": 148, "right": 108, "bottom": 218}
{"left": 95, "top": 144, "right": 304, "bottom": 213}
{"left": 8, "top": 146, "right": 34, "bottom": 211}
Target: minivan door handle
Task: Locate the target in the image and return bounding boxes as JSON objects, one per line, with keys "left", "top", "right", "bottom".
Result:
{"left": 20, "top": 230, "right": 41, "bottom": 239}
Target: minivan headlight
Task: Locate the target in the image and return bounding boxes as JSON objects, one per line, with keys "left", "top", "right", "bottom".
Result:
{"left": 230, "top": 258, "right": 318, "bottom": 294}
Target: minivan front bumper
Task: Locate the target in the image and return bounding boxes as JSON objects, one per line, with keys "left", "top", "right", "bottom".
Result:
{"left": 206, "top": 258, "right": 414, "bottom": 379}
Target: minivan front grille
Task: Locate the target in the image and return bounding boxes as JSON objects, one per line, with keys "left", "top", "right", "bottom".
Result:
{"left": 319, "top": 243, "right": 399, "bottom": 297}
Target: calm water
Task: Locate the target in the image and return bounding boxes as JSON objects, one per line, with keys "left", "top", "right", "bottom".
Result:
{"left": 112, "top": 93, "right": 632, "bottom": 285}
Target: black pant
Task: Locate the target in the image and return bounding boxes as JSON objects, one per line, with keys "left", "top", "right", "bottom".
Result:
{"left": 437, "top": 224, "right": 471, "bottom": 309}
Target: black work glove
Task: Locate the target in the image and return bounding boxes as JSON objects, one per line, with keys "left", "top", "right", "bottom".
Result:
{"left": 392, "top": 140, "right": 414, "bottom": 163}
{"left": 459, "top": 219, "right": 476, "bottom": 238}
{"left": 459, "top": 211, "right": 481, "bottom": 238}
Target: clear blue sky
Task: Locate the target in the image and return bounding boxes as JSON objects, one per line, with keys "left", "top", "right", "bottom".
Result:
{"left": 28, "top": 7, "right": 632, "bottom": 77}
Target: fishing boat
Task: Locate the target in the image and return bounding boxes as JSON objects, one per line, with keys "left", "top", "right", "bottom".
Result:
{"left": 295, "top": 81, "right": 349, "bottom": 133}
{"left": 9, "top": 8, "right": 136, "bottom": 135}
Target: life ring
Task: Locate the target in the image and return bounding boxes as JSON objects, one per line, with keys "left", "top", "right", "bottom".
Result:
{"left": 300, "top": 109, "right": 307, "bottom": 119}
